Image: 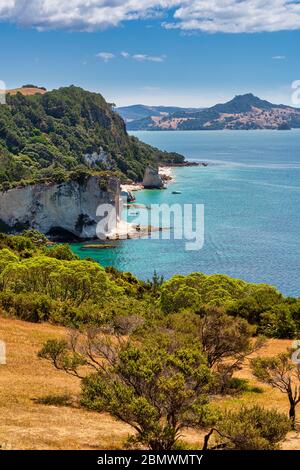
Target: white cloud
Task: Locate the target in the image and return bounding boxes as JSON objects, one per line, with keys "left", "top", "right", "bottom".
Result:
{"left": 0, "top": 1, "right": 181, "bottom": 31}
{"left": 0, "top": 1, "right": 300, "bottom": 33}
{"left": 132, "top": 53, "right": 166, "bottom": 62}
{"left": 96, "top": 51, "right": 115, "bottom": 61}
{"left": 272, "top": 55, "right": 286, "bottom": 60}
{"left": 120, "top": 51, "right": 166, "bottom": 62}
{"left": 164, "top": 0, "right": 300, "bottom": 34}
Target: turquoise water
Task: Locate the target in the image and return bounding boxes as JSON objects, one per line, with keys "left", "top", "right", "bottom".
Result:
{"left": 72, "top": 130, "right": 300, "bottom": 297}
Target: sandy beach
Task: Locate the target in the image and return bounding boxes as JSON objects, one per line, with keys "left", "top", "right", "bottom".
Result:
{"left": 121, "top": 166, "right": 175, "bottom": 195}
{"left": 116, "top": 166, "right": 174, "bottom": 240}
{"left": 159, "top": 165, "right": 175, "bottom": 183}
{"left": 106, "top": 219, "right": 166, "bottom": 240}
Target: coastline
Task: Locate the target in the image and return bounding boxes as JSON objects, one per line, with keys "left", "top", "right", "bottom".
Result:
{"left": 158, "top": 165, "right": 176, "bottom": 184}
{"left": 114, "top": 166, "right": 175, "bottom": 240}
{"left": 121, "top": 165, "right": 176, "bottom": 195}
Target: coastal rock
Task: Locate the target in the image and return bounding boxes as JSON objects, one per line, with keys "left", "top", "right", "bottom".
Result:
{"left": 120, "top": 189, "right": 136, "bottom": 203}
{"left": 0, "top": 176, "right": 120, "bottom": 240}
{"left": 142, "top": 166, "right": 164, "bottom": 189}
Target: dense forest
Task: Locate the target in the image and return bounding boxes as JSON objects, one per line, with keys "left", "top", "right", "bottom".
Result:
{"left": 1, "top": 231, "right": 300, "bottom": 449}
{"left": 0, "top": 86, "right": 184, "bottom": 190}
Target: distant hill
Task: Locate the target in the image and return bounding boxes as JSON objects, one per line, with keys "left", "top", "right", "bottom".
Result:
{"left": 124, "top": 94, "right": 300, "bottom": 131}
{"left": 116, "top": 104, "right": 201, "bottom": 123}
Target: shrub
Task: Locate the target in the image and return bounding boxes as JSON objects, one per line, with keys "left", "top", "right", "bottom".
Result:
{"left": 46, "top": 244, "right": 80, "bottom": 261}
{"left": 213, "top": 406, "right": 291, "bottom": 450}
{"left": 0, "top": 291, "right": 54, "bottom": 322}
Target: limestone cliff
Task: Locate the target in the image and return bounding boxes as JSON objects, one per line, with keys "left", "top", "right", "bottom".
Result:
{"left": 0, "top": 176, "right": 120, "bottom": 240}
{"left": 142, "top": 166, "right": 164, "bottom": 189}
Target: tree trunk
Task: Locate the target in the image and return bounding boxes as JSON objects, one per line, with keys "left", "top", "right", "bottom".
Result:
{"left": 289, "top": 402, "right": 296, "bottom": 429}
{"left": 287, "top": 389, "right": 296, "bottom": 430}
{"left": 202, "top": 429, "right": 214, "bottom": 451}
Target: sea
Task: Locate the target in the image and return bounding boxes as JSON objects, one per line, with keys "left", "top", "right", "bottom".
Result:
{"left": 71, "top": 130, "right": 300, "bottom": 297}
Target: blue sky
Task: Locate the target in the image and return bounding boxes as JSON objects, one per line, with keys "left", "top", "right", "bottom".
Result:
{"left": 0, "top": 1, "right": 300, "bottom": 107}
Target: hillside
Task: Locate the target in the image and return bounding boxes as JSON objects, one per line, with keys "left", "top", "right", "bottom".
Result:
{"left": 6, "top": 85, "right": 47, "bottom": 96}
{"left": 126, "top": 93, "right": 300, "bottom": 131}
{"left": 1, "top": 233, "right": 300, "bottom": 449}
{"left": 116, "top": 104, "right": 201, "bottom": 123}
{"left": 0, "top": 85, "right": 184, "bottom": 189}
{"left": 1, "top": 316, "right": 299, "bottom": 450}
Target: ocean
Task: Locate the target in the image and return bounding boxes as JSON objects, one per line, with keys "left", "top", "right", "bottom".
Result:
{"left": 71, "top": 130, "right": 300, "bottom": 297}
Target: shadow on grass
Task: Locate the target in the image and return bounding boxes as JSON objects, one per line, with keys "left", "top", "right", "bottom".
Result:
{"left": 32, "top": 393, "right": 75, "bottom": 407}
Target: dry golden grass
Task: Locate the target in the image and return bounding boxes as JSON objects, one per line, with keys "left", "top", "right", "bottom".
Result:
{"left": 0, "top": 317, "right": 131, "bottom": 450}
{"left": 0, "top": 316, "right": 299, "bottom": 449}
{"left": 0, "top": 87, "right": 47, "bottom": 96}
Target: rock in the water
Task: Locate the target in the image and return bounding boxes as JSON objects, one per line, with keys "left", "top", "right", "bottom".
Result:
{"left": 120, "top": 190, "right": 136, "bottom": 203}
{"left": 0, "top": 176, "right": 120, "bottom": 240}
{"left": 142, "top": 166, "right": 164, "bottom": 189}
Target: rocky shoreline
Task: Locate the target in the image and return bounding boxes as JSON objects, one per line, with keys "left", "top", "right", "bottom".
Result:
{"left": 167, "top": 161, "right": 208, "bottom": 167}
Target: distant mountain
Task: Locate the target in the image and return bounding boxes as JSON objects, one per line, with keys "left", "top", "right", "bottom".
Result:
{"left": 124, "top": 94, "right": 300, "bottom": 131}
{"left": 116, "top": 104, "right": 201, "bottom": 123}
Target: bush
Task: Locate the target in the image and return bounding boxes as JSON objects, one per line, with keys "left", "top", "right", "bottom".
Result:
{"left": 214, "top": 406, "right": 291, "bottom": 450}
{"left": 0, "top": 291, "right": 54, "bottom": 322}
{"left": 260, "top": 306, "right": 297, "bottom": 338}
{"left": 46, "top": 244, "right": 80, "bottom": 261}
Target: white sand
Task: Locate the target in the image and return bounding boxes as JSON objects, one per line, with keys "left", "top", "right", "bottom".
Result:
{"left": 159, "top": 166, "right": 175, "bottom": 183}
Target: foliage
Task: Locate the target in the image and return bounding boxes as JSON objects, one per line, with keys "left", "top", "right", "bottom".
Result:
{"left": 160, "top": 309, "right": 263, "bottom": 394}
{"left": 0, "top": 86, "right": 184, "bottom": 189}
{"left": 22, "top": 229, "right": 48, "bottom": 247}
{"left": 39, "top": 328, "right": 213, "bottom": 450}
{"left": 209, "top": 406, "right": 290, "bottom": 450}
{"left": 0, "top": 290, "right": 54, "bottom": 322}
{"left": 160, "top": 272, "right": 300, "bottom": 338}
{"left": 0, "top": 234, "right": 299, "bottom": 340}
{"left": 197, "top": 307, "right": 256, "bottom": 368}
{"left": 46, "top": 244, "right": 80, "bottom": 261}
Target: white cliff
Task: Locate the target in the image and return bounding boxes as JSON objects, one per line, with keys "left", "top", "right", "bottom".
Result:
{"left": 142, "top": 166, "right": 164, "bottom": 189}
{"left": 0, "top": 176, "right": 120, "bottom": 240}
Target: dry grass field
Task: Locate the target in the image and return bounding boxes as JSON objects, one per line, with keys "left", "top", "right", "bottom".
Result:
{"left": 5, "top": 87, "right": 47, "bottom": 96}
{"left": 0, "top": 316, "right": 299, "bottom": 450}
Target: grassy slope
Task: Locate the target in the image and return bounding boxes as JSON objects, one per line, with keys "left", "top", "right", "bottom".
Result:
{"left": 0, "top": 317, "right": 299, "bottom": 450}
{"left": 6, "top": 87, "right": 47, "bottom": 96}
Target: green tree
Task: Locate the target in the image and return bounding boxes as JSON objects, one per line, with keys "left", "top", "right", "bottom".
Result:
{"left": 197, "top": 308, "right": 257, "bottom": 368}
{"left": 39, "top": 328, "right": 213, "bottom": 450}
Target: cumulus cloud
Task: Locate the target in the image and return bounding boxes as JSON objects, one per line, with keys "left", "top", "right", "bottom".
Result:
{"left": 96, "top": 51, "right": 115, "bottom": 61}
{"left": 272, "top": 55, "right": 286, "bottom": 60}
{"left": 164, "top": 0, "right": 300, "bottom": 34}
{"left": 0, "top": 0, "right": 181, "bottom": 30}
{"left": 0, "top": 1, "right": 300, "bottom": 33}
